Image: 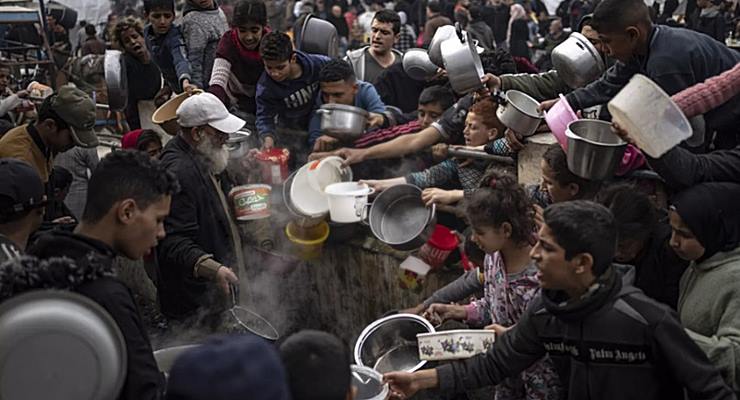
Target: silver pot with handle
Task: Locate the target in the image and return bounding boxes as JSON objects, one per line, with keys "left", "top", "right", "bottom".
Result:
{"left": 495, "top": 90, "right": 543, "bottom": 137}
{"left": 551, "top": 32, "right": 605, "bottom": 89}
{"left": 364, "top": 184, "right": 436, "bottom": 251}
{"left": 441, "top": 30, "right": 484, "bottom": 95}
{"left": 317, "top": 104, "right": 369, "bottom": 142}
{"left": 225, "top": 130, "right": 252, "bottom": 160}
{"left": 565, "top": 119, "right": 627, "bottom": 180}
{"left": 297, "top": 15, "right": 340, "bottom": 58}
{"left": 104, "top": 50, "right": 128, "bottom": 112}
{"left": 402, "top": 48, "right": 438, "bottom": 81}
{"left": 353, "top": 313, "right": 435, "bottom": 374}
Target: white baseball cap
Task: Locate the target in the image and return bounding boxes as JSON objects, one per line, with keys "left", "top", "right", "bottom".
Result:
{"left": 176, "top": 92, "right": 246, "bottom": 133}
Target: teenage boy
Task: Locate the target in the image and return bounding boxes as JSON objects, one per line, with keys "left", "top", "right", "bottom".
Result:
{"left": 0, "top": 159, "right": 46, "bottom": 263}
{"left": 255, "top": 31, "right": 331, "bottom": 151}
{"left": 144, "top": 0, "right": 195, "bottom": 94}
{"left": 385, "top": 201, "right": 735, "bottom": 400}
{"left": 345, "top": 9, "right": 403, "bottom": 85}
{"left": 28, "top": 150, "right": 179, "bottom": 400}
{"left": 309, "top": 59, "right": 388, "bottom": 151}
{"left": 551, "top": 0, "right": 740, "bottom": 150}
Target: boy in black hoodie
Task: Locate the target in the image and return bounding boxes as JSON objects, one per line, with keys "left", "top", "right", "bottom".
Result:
{"left": 28, "top": 150, "right": 179, "bottom": 400}
{"left": 385, "top": 201, "right": 734, "bottom": 400}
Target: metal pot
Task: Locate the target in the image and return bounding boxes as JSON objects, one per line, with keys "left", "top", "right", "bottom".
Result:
{"left": 402, "top": 48, "right": 438, "bottom": 81}
{"left": 317, "top": 104, "right": 369, "bottom": 142}
{"left": 565, "top": 119, "right": 627, "bottom": 180}
{"left": 366, "top": 184, "right": 436, "bottom": 251}
{"left": 353, "top": 313, "right": 435, "bottom": 374}
{"left": 551, "top": 32, "right": 605, "bottom": 89}
{"left": 441, "top": 31, "right": 484, "bottom": 95}
{"left": 297, "top": 15, "right": 340, "bottom": 58}
{"left": 104, "top": 50, "right": 128, "bottom": 112}
{"left": 283, "top": 169, "right": 328, "bottom": 225}
{"left": 428, "top": 25, "right": 457, "bottom": 68}
{"left": 0, "top": 290, "right": 127, "bottom": 400}
{"left": 225, "top": 130, "right": 252, "bottom": 160}
{"left": 495, "top": 90, "right": 543, "bottom": 137}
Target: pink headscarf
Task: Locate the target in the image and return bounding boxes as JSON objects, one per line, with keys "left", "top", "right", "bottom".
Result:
{"left": 506, "top": 4, "right": 528, "bottom": 46}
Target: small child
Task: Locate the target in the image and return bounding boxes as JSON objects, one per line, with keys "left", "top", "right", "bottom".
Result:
{"left": 279, "top": 330, "right": 355, "bottom": 400}
{"left": 255, "top": 31, "right": 331, "bottom": 151}
{"left": 427, "top": 171, "right": 563, "bottom": 400}
{"left": 363, "top": 98, "right": 511, "bottom": 207}
{"left": 182, "top": 0, "right": 229, "bottom": 88}
{"left": 143, "top": 0, "right": 195, "bottom": 94}
{"left": 208, "top": 0, "right": 268, "bottom": 117}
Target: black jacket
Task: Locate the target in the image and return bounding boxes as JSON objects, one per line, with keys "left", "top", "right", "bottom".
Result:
{"left": 436, "top": 267, "right": 735, "bottom": 400}
{"left": 375, "top": 63, "right": 428, "bottom": 114}
{"left": 156, "top": 135, "right": 235, "bottom": 319}
{"left": 564, "top": 25, "right": 740, "bottom": 142}
{"left": 649, "top": 145, "right": 740, "bottom": 191}
{"left": 482, "top": 4, "right": 509, "bottom": 43}
{"left": 27, "top": 230, "right": 165, "bottom": 400}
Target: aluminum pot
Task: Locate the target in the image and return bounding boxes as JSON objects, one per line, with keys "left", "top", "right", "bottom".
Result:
{"left": 298, "top": 15, "right": 340, "bottom": 58}
{"left": 565, "top": 119, "right": 627, "bottom": 180}
{"left": 354, "top": 314, "right": 435, "bottom": 374}
{"left": 104, "top": 50, "right": 128, "bottom": 112}
{"left": 317, "top": 104, "right": 369, "bottom": 141}
{"left": 225, "top": 130, "right": 252, "bottom": 160}
{"left": 283, "top": 169, "right": 327, "bottom": 225}
{"left": 428, "top": 25, "right": 458, "bottom": 67}
{"left": 551, "top": 32, "right": 605, "bottom": 89}
{"left": 495, "top": 90, "right": 543, "bottom": 137}
{"left": 0, "top": 290, "right": 127, "bottom": 400}
{"left": 441, "top": 31, "right": 484, "bottom": 95}
{"left": 365, "top": 184, "right": 436, "bottom": 251}
{"left": 402, "top": 48, "right": 438, "bottom": 81}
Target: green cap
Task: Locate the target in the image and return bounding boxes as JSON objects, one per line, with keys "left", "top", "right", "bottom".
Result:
{"left": 50, "top": 85, "right": 98, "bottom": 148}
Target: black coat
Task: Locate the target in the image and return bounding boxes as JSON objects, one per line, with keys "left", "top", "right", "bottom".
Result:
{"left": 156, "top": 135, "right": 236, "bottom": 320}
{"left": 375, "top": 63, "right": 427, "bottom": 114}
{"left": 27, "top": 230, "right": 165, "bottom": 400}
{"left": 482, "top": 3, "right": 509, "bottom": 44}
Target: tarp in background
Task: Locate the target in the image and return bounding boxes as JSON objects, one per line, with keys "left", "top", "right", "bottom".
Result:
{"left": 54, "top": 0, "right": 112, "bottom": 26}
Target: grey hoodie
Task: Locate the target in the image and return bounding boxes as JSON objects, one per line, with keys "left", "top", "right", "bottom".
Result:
{"left": 182, "top": 1, "right": 228, "bottom": 88}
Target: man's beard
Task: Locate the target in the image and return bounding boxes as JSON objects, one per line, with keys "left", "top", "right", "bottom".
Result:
{"left": 196, "top": 138, "right": 229, "bottom": 174}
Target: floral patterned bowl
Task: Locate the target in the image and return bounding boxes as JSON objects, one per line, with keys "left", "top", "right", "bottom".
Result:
{"left": 417, "top": 329, "right": 496, "bottom": 361}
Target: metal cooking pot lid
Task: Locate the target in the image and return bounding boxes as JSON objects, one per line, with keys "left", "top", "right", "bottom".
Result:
{"left": 319, "top": 103, "right": 370, "bottom": 117}
{"left": 0, "top": 290, "right": 127, "bottom": 400}
{"left": 104, "top": 50, "right": 128, "bottom": 112}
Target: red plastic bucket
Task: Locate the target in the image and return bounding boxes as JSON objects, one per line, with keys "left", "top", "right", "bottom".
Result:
{"left": 256, "top": 148, "right": 290, "bottom": 185}
{"left": 418, "top": 225, "right": 459, "bottom": 269}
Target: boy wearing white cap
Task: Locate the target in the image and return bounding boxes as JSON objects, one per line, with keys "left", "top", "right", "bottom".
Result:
{"left": 156, "top": 92, "right": 246, "bottom": 325}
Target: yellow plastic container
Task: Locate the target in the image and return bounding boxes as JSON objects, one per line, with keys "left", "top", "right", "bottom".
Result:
{"left": 285, "top": 221, "right": 330, "bottom": 261}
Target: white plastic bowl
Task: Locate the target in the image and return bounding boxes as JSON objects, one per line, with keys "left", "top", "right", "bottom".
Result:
{"left": 607, "top": 74, "right": 692, "bottom": 158}
{"left": 324, "top": 182, "right": 374, "bottom": 223}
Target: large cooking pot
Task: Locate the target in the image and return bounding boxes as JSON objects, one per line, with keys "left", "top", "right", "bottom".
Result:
{"left": 441, "top": 30, "right": 484, "bottom": 95}
{"left": 428, "top": 25, "right": 457, "bottom": 67}
{"left": 551, "top": 32, "right": 605, "bottom": 89}
{"left": 317, "top": 103, "right": 369, "bottom": 142}
{"left": 0, "top": 290, "right": 127, "bottom": 400}
{"left": 225, "top": 130, "right": 252, "bottom": 160}
{"left": 354, "top": 313, "right": 435, "bottom": 374}
{"left": 283, "top": 168, "right": 328, "bottom": 226}
{"left": 402, "top": 48, "right": 438, "bottom": 81}
{"left": 565, "top": 119, "right": 627, "bottom": 180}
{"left": 495, "top": 90, "right": 543, "bottom": 137}
{"left": 366, "top": 184, "right": 436, "bottom": 251}
{"left": 297, "top": 15, "right": 340, "bottom": 58}
{"left": 104, "top": 50, "right": 128, "bottom": 112}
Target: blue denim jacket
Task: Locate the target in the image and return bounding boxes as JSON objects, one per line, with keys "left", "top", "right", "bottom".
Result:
{"left": 144, "top": 24, "right": 191, "bottom": 93}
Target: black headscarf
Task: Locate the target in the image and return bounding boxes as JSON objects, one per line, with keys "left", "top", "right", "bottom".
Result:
{"left": 671, "top": 182, "right": 740, "bottom": 263}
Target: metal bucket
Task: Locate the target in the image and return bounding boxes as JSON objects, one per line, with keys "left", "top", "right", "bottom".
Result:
{"left": 565, "top": 119, "right": 627, "bottom": 180}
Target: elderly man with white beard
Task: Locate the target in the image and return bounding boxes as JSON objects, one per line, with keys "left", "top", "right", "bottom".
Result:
{"left": 156, "top": 92, "right": 246, "bottom": 329}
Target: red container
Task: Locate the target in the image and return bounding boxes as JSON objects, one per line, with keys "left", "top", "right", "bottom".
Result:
{"left": 418, "top": 225, "right": 459, "bottom": 269}
{"left": 256, "top": 148, "right": 290, "bottom": 185}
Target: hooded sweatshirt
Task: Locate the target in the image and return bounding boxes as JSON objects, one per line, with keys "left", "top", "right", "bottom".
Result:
{"left": 24, "top": 231, "right": 165, "bottom": 400}
{"left": 182, "top": 0, "right": 229, "bottom": 88}
{"left": 435, "top": 267, "right": 735, "bottom": 400}
{"left": 255, "top": 51, "right": 331, "bottom": 140}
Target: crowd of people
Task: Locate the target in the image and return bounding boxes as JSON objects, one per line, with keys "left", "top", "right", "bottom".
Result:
{"left": 0, "top": 0, "right": 739, "bottom": 398}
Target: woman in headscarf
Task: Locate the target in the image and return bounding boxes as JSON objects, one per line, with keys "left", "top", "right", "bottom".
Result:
{"left": 506, "top": 4, "right": 531, "bottom": 60}
{"left": 669, "top": 182, "right": 740, "bottom": 393}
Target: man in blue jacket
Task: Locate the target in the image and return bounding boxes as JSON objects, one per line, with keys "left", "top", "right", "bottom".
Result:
{"left": 384, "top": 201, "right": 735, "bottom": 400}
{"left": 255, "top": 32, "right": 331, "bottom": 154}
{"left": 309, "top": 59, "right": 391, "bottom": 152}
{"left": 547, "top": 0, "right": 740, "bottom": 150}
